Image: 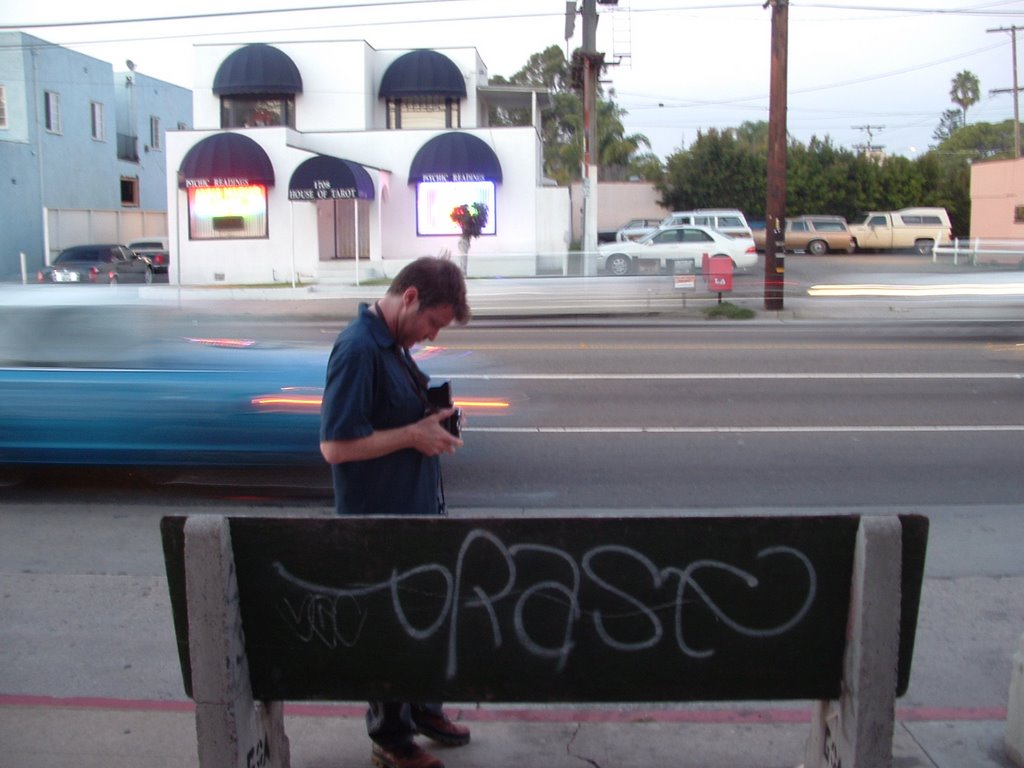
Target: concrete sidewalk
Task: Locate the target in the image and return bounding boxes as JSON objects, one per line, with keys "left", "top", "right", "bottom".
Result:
{"left": 133, "top": 266, "right": 1024, "bottom": 325}
{"left": 0, "top": 696, "right": 1013, "bottom": 768}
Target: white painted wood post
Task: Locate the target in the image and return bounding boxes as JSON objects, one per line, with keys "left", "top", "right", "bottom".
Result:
{"left": 184, "top": 515, "right": 290, "bottom": 768}
{"left": 805, "top": 516, "right": 903, "bottom": 768}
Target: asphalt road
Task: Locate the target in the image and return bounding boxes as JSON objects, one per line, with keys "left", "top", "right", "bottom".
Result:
{"left": 5, "top": 320, "right": 1021, "bottom": 510}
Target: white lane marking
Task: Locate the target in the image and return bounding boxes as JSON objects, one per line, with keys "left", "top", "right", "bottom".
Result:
{"left": 464, "top": 425, "right": 1024, "bottom": 434}
{"left": 444, "top": 372, "right": 1024, "bottom": 381}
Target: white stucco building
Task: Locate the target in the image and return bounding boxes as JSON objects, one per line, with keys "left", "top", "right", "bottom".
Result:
{"left": 166, "top": 41, "right": 569, "bottom": 285}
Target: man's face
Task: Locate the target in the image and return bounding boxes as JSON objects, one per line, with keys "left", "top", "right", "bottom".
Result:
{"left": 397, "top": 300, "right": 456, "bottom": 348}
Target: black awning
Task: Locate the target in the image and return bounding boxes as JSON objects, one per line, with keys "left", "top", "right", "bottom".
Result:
{"left": 408, "top": 133, "right": 503, "bottom": 184}
{"left": 213, "top": 43, "right": 303, "bottom": 96}
{"left": 177, "top": 133, "right": 275, "bottom": 189}
{"left": 379, "top": 50, "right": 466, "bottom": 99}
{"left": 288, "top": 155, "right": 375, "bottom": 201}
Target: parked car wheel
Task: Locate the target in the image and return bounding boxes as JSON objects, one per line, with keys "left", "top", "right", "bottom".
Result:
{"left": 914, "top": 239, "right": 934, "bottom": 255}
{"left": 143, "top": 268, "right": 154, "bottom": 284}
{"left": 606, "top": 253, "right": 633, "bottom": 276}
{"left": 807, "top": 239, "right": 828, "bottom": 256}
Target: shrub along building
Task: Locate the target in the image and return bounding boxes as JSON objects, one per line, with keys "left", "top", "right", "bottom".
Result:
{"left": 167, "top": 42, "right": 567, "bottom": 285}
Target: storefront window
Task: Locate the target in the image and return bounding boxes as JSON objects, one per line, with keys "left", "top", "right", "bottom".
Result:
{"left": 187, "top": 184, "right": 268, "bottom": 239}
{"left": 387, "top": 97, "right": 460, "bottom": 130}
{"left": 415, "top": 179, "right": 495, "bottom": 236}
{"left": 221, "top": 96, "right": 296, "bottom": 128}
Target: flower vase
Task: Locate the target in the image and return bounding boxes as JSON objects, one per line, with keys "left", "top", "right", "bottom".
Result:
{"left": 457, "top": 235, "right": 470, "bottom": 273}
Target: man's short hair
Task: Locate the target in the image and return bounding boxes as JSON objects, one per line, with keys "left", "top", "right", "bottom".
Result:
{"left": 388, "top": 257, "right": 471, "bottom": 323}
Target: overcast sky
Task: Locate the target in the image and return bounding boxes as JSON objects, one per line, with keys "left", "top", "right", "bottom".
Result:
{"left": 4, "top": 0, "right": 1023, "bottom": 160}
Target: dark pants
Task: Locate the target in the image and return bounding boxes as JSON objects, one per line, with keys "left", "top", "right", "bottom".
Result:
{"left": 367, "top": 701, "right": 444, "bottom": 747}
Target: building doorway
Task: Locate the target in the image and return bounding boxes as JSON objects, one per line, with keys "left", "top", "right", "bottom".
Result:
{"left": 317, "top": 198, "right": 370, "bottom": 261}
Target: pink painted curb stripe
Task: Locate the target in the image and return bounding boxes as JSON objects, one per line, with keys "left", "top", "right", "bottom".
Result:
{"left": 0, "top": 695, "right": 1008, "bottom": 724}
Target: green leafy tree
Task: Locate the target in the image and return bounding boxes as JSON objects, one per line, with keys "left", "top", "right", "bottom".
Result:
{"left": 933, "top": 108, "right": 963, "bottom": 142}
{"left": 657, "top": 128, "right": 765, "bottom": 213}
{"left": 921, "top": 119, "right": 1017, "bottom": 235}
{"left": 786, "top": 137, "right": 867, "bottom": 219}
{"left": 490, "top": 44, "right": 657, "bottom": 184}
{"left": 733, "top": 120, "right": 771, "bottom": 153}
{"left": 950, "top": 70, "right": 981, "bottom": 124}
{"left": 933, "top": 118, "right": 1016, "bottom": 159}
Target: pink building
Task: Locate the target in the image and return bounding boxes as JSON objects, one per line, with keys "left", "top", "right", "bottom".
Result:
{"left": 970, "top": 157, "right": 1024, "bottom": 238}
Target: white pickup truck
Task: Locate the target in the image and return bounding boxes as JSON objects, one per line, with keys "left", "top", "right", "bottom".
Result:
{"left": 847, "top": 207, "right": 952, "bottom": 254}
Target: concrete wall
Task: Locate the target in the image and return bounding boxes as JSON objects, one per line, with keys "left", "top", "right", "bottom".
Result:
{"left": 569, "top": 180, "right": 670, "bottom": 243}
{"left": 970, "top": 157, "right": 1024, "bottom": 239}
{"left": 45, "top": 208, "right": 169, "bottom": 264}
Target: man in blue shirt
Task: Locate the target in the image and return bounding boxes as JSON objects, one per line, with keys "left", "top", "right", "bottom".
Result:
{"left": 320, "top": 257, "right": 471, "bottom": 768}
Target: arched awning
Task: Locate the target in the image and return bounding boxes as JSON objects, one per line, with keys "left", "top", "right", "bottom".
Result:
{"left": 288, "top": 155, "right": 375, "bottom": 201}
{"left": 408, "top": 133, "right": 503, "bottom": 184}
{"left": 213, "top": 43, "right": 303, "bottom": 96}
{"left": 177, "top": 133, "right": 275, "bottom": 189}
{"left": 379, "top": 50, "right": 466, "bottom": 99}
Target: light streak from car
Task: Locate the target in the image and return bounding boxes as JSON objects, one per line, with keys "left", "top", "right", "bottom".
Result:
{"left": 185, "top": 337, "right": 257, "bottom": 348}
{"left": 807, "top": 282, "right": 1024, "bottom": 297}
{"left": 251, "top": 390, "right": 511, "bottom": 414}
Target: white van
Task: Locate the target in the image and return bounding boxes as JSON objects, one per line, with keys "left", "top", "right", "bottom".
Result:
{"left": 659, "top": 209, "right": 752, "bottom": 239}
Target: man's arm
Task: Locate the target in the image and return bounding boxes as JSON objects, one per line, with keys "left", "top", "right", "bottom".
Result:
{"left": 320, "top": 407, "right": 462, "bottom": 464}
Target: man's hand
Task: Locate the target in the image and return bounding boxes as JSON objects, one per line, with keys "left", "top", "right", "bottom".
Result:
{"left": 414, "top": 407, "right": 464, "bottom": 455}
{"left": 320, "top": 408, "right": 464, "bottom": 464}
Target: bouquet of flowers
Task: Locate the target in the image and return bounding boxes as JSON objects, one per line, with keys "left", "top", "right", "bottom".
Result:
{"left": 450, "top": 202, "right": 489, "bottom": 240}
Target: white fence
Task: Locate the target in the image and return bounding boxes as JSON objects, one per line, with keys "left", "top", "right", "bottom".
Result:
{"left": 933, "top": 238, "right": 1024, "bottom": 267}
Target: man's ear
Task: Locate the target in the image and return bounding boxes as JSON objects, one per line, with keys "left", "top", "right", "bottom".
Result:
{"left": 401, "top": 286, "right": 419, "bottom": 307}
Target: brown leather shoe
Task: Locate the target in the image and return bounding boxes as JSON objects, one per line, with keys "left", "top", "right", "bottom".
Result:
{"left": 371, "top": 741, "right": 444, "bottom": 768}
{"left": 412, "top": 710, "right": 471, "bottom": 747}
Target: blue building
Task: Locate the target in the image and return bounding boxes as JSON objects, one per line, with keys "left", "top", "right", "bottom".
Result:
{"left": 0, "top": 32, "right": 192, "bottom": 281}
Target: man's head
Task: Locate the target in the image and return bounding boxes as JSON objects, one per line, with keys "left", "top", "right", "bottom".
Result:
{"left": 383, "top": 257, "right": 470, "bottom": 347}
{"left": 387, "top": 257, "right": 470, "bottom": 322}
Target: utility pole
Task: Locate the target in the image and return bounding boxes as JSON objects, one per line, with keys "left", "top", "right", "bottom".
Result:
{"left": 764, "top": 0, "right": 788, "bottom": 311}
{"left": 988, "top": 25, "right": 1022, "bottom": 159}
{"left": 580, "top": 0, "right": 601, "bottom": 273}
{"left": 852, "top": 124, "right": 885, "bottom": 156}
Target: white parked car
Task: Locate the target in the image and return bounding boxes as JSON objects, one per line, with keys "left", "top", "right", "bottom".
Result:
{"left": 615, "top": 217, "right": 662, "bottom": 242}
{"left": 128, "top": 237, "right": 170, "bottom": 275}
{"left": 597, "top": 225, "right": 758, "bottom": 276}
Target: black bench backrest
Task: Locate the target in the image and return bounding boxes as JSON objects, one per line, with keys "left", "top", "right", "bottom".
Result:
{"left": 162, "top": 514, "right": 928, "bottom": 704}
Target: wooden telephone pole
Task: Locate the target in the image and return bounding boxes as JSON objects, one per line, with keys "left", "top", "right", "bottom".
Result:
{"left": 764, "top": 0, "right": 788, "bottom": 311}
{"left": 988, "top": 25, "right": 1022, "bottom": 159}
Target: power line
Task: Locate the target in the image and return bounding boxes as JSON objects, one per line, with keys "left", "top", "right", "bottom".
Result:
{"left": 614, "top": 41, "right": 1005, "bottom": 111}
{"left": 0, "top": 0, "right": 485, "bottom": 31}
{"left": 6, "top": 0, "right": 1022, "bottom": 34}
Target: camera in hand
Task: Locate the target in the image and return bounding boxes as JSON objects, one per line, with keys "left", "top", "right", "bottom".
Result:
{"left": 427, "top": 382, "right": 462, "bottom": 438}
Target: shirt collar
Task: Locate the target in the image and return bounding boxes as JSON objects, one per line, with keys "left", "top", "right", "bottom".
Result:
{"left": 359, "top": 301, "right": 397, "bottom": 350}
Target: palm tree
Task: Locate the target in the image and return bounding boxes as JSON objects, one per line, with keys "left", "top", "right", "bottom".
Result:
{"left": 950, "top": 70, "right": 981, "bottom": 124}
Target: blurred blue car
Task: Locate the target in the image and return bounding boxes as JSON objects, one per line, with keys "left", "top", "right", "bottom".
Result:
{"left": 0, "top": 290, "right": 328, "bottom": 468}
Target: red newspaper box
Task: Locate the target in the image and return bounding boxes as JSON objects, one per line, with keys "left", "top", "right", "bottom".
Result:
{"left": 705, "top": 254, "right": 733, "bottom": 292}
